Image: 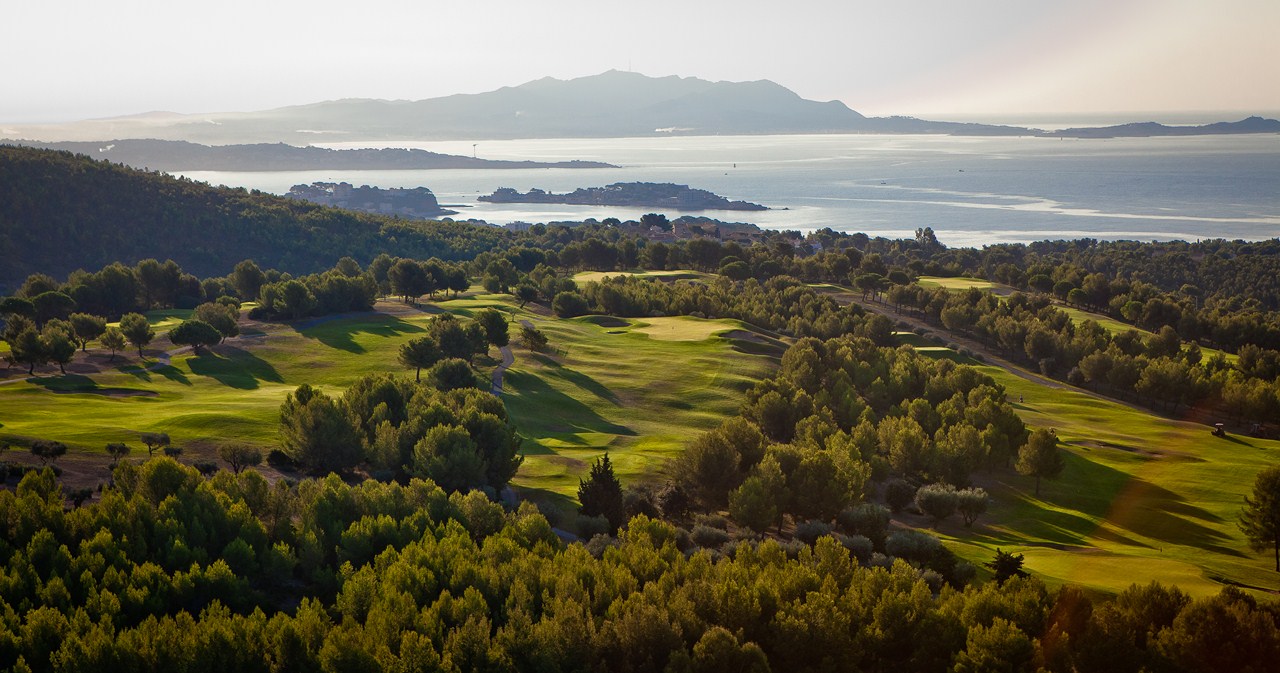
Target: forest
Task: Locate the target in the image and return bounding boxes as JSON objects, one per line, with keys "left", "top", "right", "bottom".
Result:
{"left": 2, "top": 145, "right": 1280, "bottom": 672}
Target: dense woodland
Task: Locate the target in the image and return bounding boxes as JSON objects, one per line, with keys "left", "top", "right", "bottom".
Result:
{"left": 2, "top": 465, "right": 1278, "bottom": 673}
{"left": 3, "top": 146, "right": 1280, "bottom": 671}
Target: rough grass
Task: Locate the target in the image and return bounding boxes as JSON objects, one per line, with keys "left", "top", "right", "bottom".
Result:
{"left": 910, "top": 344, "right": 1280, "bottom": 597}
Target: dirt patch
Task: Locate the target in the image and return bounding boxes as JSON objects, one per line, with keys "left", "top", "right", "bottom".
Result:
{"left": 723, "top": 329, "right": 767, "bottom": 344}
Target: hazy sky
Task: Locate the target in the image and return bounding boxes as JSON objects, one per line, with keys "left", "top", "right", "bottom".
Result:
{"left": 4, "top": 0, "right": 1278, "bottom": 123}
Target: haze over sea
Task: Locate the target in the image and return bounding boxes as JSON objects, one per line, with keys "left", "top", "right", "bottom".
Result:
{"left": 179, "top": 133, "right": 1280, "bottom": 248}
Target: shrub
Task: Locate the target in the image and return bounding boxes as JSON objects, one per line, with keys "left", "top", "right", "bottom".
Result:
{"left": 884, "top": 478, "right": 916, "bottom": 512}
{"left": 956, "top": 487, "right": 989, "bottom": 527}
{"left": 694, "top": 513, "right": 730, "bottom": 530}
{"left": 886, "top": 530, "right": 943, "bottom": 564}
{"left": 833, "top": 533, "right": 874, "bottom": 562}
{"left": 690, "top": 525, "right": 731, "bottom": 548}
{"left": 552, "top": 291, "right": 589, "bottom": 318}
{"left": 838, "top": 503, "right": 891, "bottom": 548}
{"left": 584, "top": 533, "right": 616, "bottom": 559}
{"left": 915, "top": 483, "right": 959, "bottom": 524}
{"left": 794, "top": 519, "right": 833, "bottom": 545}
{"left": 577, "top": 514, "right": 611, "bottom": 540}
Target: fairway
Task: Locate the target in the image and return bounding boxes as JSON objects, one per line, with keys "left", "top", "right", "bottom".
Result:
{"left": 916, "top": 276, "right": 1011, "bottom": 295}
{"left": 0, "top": 293, "right": 775, "bottom": 518}
{"left": 572, "top": 269, "right": 711, "bottom": 283}
{"left": 502, "top": 313, "right": 775, "bottom": 499}
{"left": 911, "top": 343, "right": 1280, "bottom": 597}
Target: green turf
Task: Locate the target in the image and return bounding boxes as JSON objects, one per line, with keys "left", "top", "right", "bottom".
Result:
{"left": 916, "top": 276, "right": 1006, "bottom": 293}
{"left": 0, "top": 294, "right": 774, "bottom": 511}
{"left": 911, "top": 344, "right": 1280, "bottom": 597}
{"left": 503, "top": 313, "right": 775, "bottom": 499}
{"left": 572, "top": 269, "right": 711, "bottom": 284}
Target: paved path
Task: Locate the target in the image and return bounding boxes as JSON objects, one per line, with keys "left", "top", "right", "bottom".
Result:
{"left": 491, "top": 345, "right": 514, "bottom": 395}
{"left": 489, "top": 319, "right": 536, "bottom": 396}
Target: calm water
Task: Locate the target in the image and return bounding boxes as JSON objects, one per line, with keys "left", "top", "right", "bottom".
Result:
{"left": 178, "top": 133, "right": 1280, "bottom": 248}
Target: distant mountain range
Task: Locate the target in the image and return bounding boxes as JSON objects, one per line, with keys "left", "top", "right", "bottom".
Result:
{"left": 2, "top": 139, "right": 613, "bottom": 171}
{"left": 4, "top": 71, "right": 1276, "bottom": 146}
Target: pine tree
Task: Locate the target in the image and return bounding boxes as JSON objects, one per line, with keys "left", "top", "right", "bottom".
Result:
{"left": 1016, "top": 428, "right": 1064, "bottom": 497}
{"left": 1240, "top": 464, "right": 1280, "bottom": 572}
{"left": 579, "top": 452, "right": 625, "bottom": 532}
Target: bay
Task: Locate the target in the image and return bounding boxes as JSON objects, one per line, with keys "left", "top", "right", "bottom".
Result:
{"left": 177, "top": 133, "right": 1280, "bottom": 248}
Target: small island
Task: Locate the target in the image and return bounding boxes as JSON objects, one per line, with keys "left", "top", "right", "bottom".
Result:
{"left": 479, "top": 182, "right": 768, "bottom": 211}
{"left": 285, "top": 182, "right": 457, "bottom": 219}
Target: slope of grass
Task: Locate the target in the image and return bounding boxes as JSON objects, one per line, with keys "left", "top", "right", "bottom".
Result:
{"left": 910, "top": 344, "right": 1280, "bottom": 597}
{"left": 916, "top": 276, "right": 1008, "bottom": 294}
{"left": 0, "top": 294, "right": 774, "bottom": 513}
{"left": 572, "top": 269, "right": 711, "bottom": 284}
{"left": 502, "top": 313, "right": 774, "bottom": 499}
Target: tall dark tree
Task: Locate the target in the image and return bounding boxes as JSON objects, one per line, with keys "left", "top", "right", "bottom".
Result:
{"left": 32, "top": 291, "right": 76, "bottom": 325}
{"left": 43, "top": 321, "right": 77, "bottom": 374}
{"left": 279, "top": 384, "right": 361, "bottom": 474}
{"left": 389, "top": 259, "right": 429, "bottom": 303}
{"left": 1240, "top": 464, "right": 1280, "bottom": 572}
{"left": 1016, "top": 428, "right": 1065, "bottom": 497}
{"left": 231, "top": 260, "right": 267, "bottom": 300}
{"left": 475, "top": 309, "right": 510, "bottom": 350}
{"left": 579, "top": 452, "right": 625, "bottom": 532}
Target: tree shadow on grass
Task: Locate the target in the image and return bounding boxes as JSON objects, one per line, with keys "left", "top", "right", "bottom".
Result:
{"left": 503, "top": 370, "right": 633, "bottom": 437}
{"left": 187, "top": 347, "right": 284, "bottom": 390}
{"left": 294, "top": 315, "right": 425, "bottom": 353}
{"left": 995, "top": 450, "right": 1241, "bottom": 557}
{"left": 529, "top": 352, "right": 621, "bottom": 405}
{"left": 29, "top": 374, "right": 157, "bottom": 397}
{"left": 152, "top": 364, "right": 191, "bottom": 386}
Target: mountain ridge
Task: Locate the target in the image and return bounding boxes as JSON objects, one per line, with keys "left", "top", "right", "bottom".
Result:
{"left": 5, "top": 71, "right": 1276, "bottom": 144}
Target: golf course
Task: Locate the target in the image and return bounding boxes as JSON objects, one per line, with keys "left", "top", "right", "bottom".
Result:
{"left": 1, "top": 280, "right": 1277, "bottom": 598}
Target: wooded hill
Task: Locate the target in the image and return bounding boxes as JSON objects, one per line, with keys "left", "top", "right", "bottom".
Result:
{"left": 0, "top": 145, "right": 510, "bottom": 291}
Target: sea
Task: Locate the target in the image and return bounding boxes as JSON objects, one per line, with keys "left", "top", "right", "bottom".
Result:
{"left": 176, "top": 133, "right": 1280, "bottom": 248}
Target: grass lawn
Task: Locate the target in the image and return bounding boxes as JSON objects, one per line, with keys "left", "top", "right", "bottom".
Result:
{"left": 916, "top": 276, "right": 1010, "bottom": 294}
{"left": 573, "top": 269, "right": 711, "bottom": 284}
{"left": 0, "top": 293, "right": 775, "bottom": 521}
{"left": 502, "top": 313, "right": 776, "bottom": 503}
{"left": 910, "top": 344, "right": 1280, "bottom": 597}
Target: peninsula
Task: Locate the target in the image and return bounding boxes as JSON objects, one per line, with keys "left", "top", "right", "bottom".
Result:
{"left": 479, "top": 182, "right": 768, "bottom": 211}
{"left": 285, "top": 182, "right": 457, "bottom": 219}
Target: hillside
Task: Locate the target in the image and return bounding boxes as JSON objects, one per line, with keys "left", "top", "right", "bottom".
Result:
{"left": 5, "top": 71, "right": 1035, "bottom": 143}
{"left": 0, "top": 145, "right": 509, "bottom": 290}
{"left": 3, "top": 139, "right": 615, "bottom": 171}
{"left": 1050, "top": 116, "right": 1280, "bottom": 138}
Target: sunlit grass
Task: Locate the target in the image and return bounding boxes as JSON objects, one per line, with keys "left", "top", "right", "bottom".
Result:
{"left": 911, "top": 344, "right": 1280, "bottom": 597}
